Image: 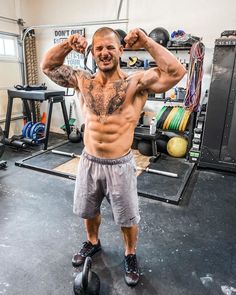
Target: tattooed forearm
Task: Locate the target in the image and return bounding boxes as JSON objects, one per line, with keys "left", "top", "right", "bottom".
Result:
{"left": 45, "top": 65, "right": 76, "bottom": 88}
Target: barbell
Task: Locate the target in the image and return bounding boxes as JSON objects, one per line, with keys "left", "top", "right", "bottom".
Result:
{"left": 51, "top": 150, "right": 178, "bottom": 178}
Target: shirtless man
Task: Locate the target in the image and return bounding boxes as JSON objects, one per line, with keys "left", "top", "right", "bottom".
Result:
{"left": 41, "top": 27, "right": 186, "bottom": 286}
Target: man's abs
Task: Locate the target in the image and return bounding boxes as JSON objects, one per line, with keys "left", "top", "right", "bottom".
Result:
{"left": 79, "top": 74, "right": 147, "bottom": 158}
{"left": 83, "top": 107, "right": 139, "bottom": 158}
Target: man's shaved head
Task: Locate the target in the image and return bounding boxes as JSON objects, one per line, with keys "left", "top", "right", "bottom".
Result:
{"left": 92, "top": 27, "right": 121, "bottom": 47}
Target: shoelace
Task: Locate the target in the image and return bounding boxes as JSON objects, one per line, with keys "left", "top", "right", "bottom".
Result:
{"left": 125, "top": 255, "right": 138, "bottom": 273}
{"left": 80, "top": 241, "right": 94, "bottom": 256}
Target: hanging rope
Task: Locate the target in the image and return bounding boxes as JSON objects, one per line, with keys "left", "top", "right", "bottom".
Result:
{"left": 184, "top": 41, "right": 205, "bottom": 112}
{"left": 25, "top": 30, "right": 38, "bottom": 85}
{"left": 24, "top": 29, "right": 41, "bottom": 122}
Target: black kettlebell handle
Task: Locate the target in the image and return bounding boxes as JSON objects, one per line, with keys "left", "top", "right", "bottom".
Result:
{"left": 82, "top": 257, "right": 92, "bottom": 290}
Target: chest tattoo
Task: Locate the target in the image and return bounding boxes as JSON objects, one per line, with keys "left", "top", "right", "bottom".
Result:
{"left": 83, "top": 80, "right": 128, "bottom": 118}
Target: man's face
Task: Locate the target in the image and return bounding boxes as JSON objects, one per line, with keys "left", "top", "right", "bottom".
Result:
{"left": 92, "top": 33, "right": 123, "bottom": 72}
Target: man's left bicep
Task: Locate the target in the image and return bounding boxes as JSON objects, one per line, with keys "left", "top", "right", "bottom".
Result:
{"left": 139, "top": 67, "right": 185, "bottom": 94}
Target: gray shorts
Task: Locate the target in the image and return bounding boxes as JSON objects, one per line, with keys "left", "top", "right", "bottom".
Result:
{"left": 73, "top": 150, "right": 140, "bottom": 227}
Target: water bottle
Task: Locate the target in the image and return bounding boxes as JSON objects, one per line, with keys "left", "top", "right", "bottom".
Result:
{"left": 150, "top": 117, "right": 156, "bottom": 135}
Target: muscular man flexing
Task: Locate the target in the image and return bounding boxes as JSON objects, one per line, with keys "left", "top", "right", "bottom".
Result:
{"left": 41, "top": 27, "right": 186, "bottom": 286}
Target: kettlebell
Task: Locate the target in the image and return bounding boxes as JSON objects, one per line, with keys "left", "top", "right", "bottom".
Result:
{"left": 69, "top": 128, "right": 82, "bottom": 143}
{"left": 73, "top": 257, "right": 100, "bottom": 295}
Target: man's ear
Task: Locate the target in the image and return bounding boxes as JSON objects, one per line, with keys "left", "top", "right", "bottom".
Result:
{"left": 119, "top": 45, "right": 124, "bottom": 55}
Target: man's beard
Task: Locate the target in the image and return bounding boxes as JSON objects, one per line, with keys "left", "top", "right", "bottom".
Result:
{"left": 96, "top": 58, "right": 118, "bottom": 72}
{"left": 98, "top": 65, "right": 116, "bottom": 72}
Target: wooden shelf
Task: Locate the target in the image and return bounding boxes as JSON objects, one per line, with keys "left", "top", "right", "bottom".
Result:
{"left": 120, "top": 66, "right": 155, "bottom": 70}
{"left": 157, "top": 128, "right": 190, "bottom": 135}
{"left": 167, "top": 46, "right": 191, "bottom": 51}
{"left": 147, "top": 97, "right": 184, "bottom": 103}
{"left": 124, "top": 48, "right": 146, "bottom": 51}
{"left": 124, "top": 46, "right": 191, "bottom": 52}
{"left": 135, "top": 125, "right": 190, "bottom": 135}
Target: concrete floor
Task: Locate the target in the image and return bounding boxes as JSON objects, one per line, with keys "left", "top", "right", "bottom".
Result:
{"left": 0, "top": 141, "right": 236, "bottom": 295}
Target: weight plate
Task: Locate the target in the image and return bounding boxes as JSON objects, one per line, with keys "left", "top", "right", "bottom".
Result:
{"left": 22, "top": 121, "right": 33, "bottom": 138}
{"left": 29, "top": 122, "right": 45, "bottom": 141}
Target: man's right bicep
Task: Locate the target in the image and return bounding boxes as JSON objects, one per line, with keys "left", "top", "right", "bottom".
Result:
{"left": 43, "top": 65, "right": 78, "bottom": 88}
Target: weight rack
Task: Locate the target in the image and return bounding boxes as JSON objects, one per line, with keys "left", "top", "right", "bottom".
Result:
{"left": 4, "top": 89, "right": 71, "bottom": 150}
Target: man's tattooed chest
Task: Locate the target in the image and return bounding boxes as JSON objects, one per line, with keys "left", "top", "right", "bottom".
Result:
{"left": 82, "top": 80, "right": 128, "bottom": 117}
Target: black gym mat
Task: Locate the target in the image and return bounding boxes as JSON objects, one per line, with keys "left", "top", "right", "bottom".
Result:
{"left": 137, "top": 156, "right": 195, "bottom": 204}
{"left": 15, "top": 141, "right": 84, "bottom": 179}
{"left": 16, "top": 142, "right": 194, "bottom": 204}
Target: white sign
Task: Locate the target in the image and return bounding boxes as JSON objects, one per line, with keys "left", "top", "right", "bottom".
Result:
{"left": 53, "top": 28, "right": 85, "bottom": 69}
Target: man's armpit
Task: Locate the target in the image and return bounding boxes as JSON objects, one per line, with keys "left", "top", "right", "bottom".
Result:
{"left": 46, "top": 65, "right": 77, "bottom": 88}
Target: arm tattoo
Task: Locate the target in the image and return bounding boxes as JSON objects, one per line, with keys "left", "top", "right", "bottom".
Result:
{"left": 46, "top": 65, "right": 76, "bottom": 88}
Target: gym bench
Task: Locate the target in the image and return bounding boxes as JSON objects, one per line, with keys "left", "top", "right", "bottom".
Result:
{"left": 4, "top": 89, "right": 71, "bottom": 150}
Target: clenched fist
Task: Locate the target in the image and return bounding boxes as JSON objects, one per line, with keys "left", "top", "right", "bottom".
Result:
{"left": 124, "top": 28, "right": 149, "bottom": 50}
{"left": 68, "top": 34, "right": 88, "bottom": 54}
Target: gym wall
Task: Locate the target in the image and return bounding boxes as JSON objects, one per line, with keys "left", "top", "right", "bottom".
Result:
{"left": 19, "top": 0, "right": 129, "bottom": 132}
{"left": 2, "top": 0, "right": 236, "bottom": 134}
{"left": 0, "top": 0, "right": 23, "bottom": 137}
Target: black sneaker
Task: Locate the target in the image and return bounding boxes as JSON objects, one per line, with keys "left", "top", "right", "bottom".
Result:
{"left": 72, "top": 240, "right": 101, "bottom": 267}
{"left": 124, "top": 254, "right": 140, "bottom": 286}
